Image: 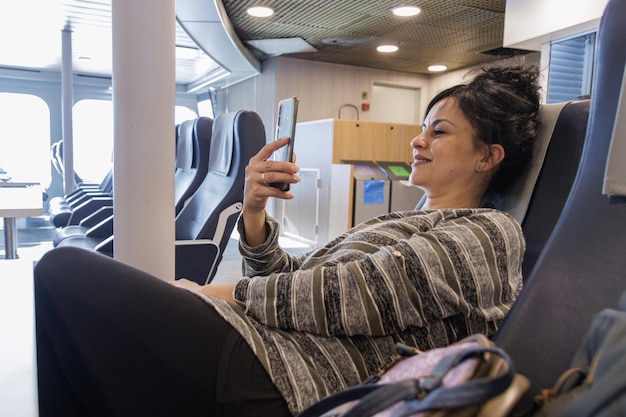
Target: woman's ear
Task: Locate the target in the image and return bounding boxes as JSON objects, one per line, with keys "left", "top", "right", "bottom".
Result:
{"left": 477, "top": 144, "right": 505, "bottom": 172}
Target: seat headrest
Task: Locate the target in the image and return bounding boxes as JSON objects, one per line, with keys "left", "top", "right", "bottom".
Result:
{"left": 497, "top": 102, "right": 569, "bottom": 223}
{"left": 176, "top": 120, "right": 195, "bottom": 170}
{"left": 209, "top": 112, "right": 237, "bottom": 176}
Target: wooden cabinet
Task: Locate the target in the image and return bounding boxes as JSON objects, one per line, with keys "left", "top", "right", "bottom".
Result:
{"left": 330, "top": 119, "right": 418, "bottom": 165}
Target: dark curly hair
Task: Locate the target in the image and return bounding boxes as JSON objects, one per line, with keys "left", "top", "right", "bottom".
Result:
{"left": 425, "top": 64, "right": 541, "bottom": 205}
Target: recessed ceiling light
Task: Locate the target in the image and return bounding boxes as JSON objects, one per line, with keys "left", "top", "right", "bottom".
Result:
{"left": 377, "top": 45, "right": 399, "bottom": 53}
{"left": 247, "top": 6, "right": 274, "bottom": 17}
{"left": 393, "top": 6, "right": 421, "bottom": 17}
{"left": 428, "top": 64, "right": 448, "bottom": 72}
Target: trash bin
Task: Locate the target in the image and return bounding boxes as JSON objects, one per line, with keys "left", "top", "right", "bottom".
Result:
{"left": 376, "top": 161, "right": 425, "bottom": 212}
{"left": 343, "top": 160, "right": 390, "bottom": 226}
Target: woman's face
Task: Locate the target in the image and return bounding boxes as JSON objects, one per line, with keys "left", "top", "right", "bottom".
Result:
{"left": 409, "top": 97, "right": 488, "bottom": 199}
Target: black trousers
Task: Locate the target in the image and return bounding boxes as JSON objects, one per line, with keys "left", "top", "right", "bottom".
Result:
{"left": 34, "top": 246, "right": 291, "bottom": 417}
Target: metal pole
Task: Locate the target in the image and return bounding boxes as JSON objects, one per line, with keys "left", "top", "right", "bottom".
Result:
{"left": 61, "top": 27, "right": 75, "bottom": 194}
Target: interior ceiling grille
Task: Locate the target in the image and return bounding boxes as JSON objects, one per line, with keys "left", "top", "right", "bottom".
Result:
{"left": 222, "top": 0, "right": 533, "bottom": 75}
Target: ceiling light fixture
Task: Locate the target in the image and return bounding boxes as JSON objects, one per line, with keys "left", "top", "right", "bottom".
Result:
{"left": 393, "top": 6, "right": 421, "bottom": 17}
{"left": 247, "top": 6, "right": 274, "bottom": 17}
{"left": 377, "top": 45, "right": 399, "bottom": 53}
{"left": 428, "top": 64, "right": 448, "bottom": 72}
{"left": 187, "top": 68, "right": 231, "bottom": 93}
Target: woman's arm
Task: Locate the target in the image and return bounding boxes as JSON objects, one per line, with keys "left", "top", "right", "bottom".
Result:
{"left": 233, "top": 210, "right": 525, "bottom": 338}
{"left": 241, "top": 137, "right": 300, "bottom": 247}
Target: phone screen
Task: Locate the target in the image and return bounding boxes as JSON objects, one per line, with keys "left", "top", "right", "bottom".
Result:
{"left": 270, "top": 97, "right": 299, "bottom": 190}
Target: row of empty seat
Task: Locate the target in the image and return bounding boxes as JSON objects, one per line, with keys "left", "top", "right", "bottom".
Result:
{"left": 51, "top": 117, "right": 213, "bottom": 250}
{"left": 50, "top": 110, "right": 266, "bottom": 284}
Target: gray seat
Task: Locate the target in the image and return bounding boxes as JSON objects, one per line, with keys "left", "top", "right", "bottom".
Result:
{"left": 493, "top": 0, "right": 626, "bottom": 410}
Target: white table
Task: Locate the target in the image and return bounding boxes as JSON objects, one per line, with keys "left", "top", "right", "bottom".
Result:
{"left": 0, "top": 183, "right": 43, "bottom": 259}
{"left": 0, "top": 259, "right": 39, "bottom": 416}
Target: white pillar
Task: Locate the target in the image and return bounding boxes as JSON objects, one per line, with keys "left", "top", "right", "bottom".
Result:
{"left": 111, "top": 0, "right": 176, "bottom": 280}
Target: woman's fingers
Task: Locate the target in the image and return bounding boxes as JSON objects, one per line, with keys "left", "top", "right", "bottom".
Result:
{"left": 250, "top": 137, "right": 290, "bottom": 164}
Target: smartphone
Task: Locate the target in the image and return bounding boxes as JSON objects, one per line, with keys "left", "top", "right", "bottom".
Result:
{"left": 270, "top": 96, "right": 299, "bottom": 191}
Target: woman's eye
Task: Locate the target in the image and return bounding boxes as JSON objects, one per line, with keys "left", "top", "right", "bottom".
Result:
{"left": 433, "top": 130, "right": 445, "bottom": 136}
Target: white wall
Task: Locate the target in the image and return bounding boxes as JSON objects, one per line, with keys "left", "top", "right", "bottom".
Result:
{"left": 222, "top": 54, "right": 542, "bottom": 141}
{"left": 223, "top": 56, "right": 431, "bottom": 145}
{"left": 504, "top": 0, "right": 609, "bottom": 50}
{"left": 273, "top": 57, "right": 430, "bottom": 124}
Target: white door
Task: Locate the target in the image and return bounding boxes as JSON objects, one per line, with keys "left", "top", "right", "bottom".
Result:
{"left": 370, "top": 83, "right": 421, "bottom": 124}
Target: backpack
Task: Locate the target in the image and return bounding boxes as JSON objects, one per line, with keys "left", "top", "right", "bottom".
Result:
{"left": 297, "top": 334, "right": 529, "bottom": 417}
{"left": 530, "top": 290, "right": 626, "bottom": 417}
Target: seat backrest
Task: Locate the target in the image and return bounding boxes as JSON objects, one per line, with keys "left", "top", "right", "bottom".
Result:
{"left": 493, "top": 0, "right": 626, "bottom": 408}
{"left": 174, "top": 110, "right": 265, "bottom": 283}
{"left": 174, "top": 117, "right": 212, "bottom": 214}
{"left": 175, "top": 110, "right": 265, "bottom": 242}
{"left": 517, "top": 100, "right": 589, "bottom": 277}
{"left": 97, "top": 169, "right": 114, "bottom": 194}
{"left": 50, "top": 140, "right": 64, "bottom": 176}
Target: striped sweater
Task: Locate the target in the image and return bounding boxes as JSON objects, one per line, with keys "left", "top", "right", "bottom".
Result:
{"left": 200, "top": 208, "right": 524, "bottom": 415}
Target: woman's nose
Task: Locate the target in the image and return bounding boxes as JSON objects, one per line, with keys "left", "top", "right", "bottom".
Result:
{"left": 411, "top": 132, "right": 427, "bottom": 149}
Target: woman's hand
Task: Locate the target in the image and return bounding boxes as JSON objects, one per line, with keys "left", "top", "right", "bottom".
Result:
{"left": 242, "top": 137, "right": 300, "bottom": 246}
{"left": 171, "top": 279, "right": 238, "bottom": 307}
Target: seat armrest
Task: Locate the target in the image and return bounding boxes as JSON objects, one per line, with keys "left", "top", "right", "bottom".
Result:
{"left": 67, "top": 197, "right": 114, "bottom": 225}
{"left": 175, "top": 240, "right": 221, "bottom": 285}
{"left": 85, "top": 215, "right": 114, "bottom": 239}
{"left": 94, "top": 235, "right": 114, "bottom": 256}
{"left": 67, "top": 192, "right": 111, "bottom": 208}
{"left": 79, "top": 206, "right": 114, "bottom": 228}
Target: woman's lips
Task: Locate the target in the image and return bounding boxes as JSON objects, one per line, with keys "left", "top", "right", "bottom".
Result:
{"left": 413, "top": 155, "right": 432, "bottom": 166}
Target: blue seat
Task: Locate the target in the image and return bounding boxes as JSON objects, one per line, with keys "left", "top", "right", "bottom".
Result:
{"left": 58, "top": 110, "right": 265, "bottom": 285}
{"left": 48, "top": 166, "right": 113, "bottom": 228}
{"left": 54, "top": 117, "right": 213, "bottom": 249}
{"left": 174, "top": 110, "right": 266, "bottom": 284}
{"left": 174, "top": 117, "right": 213, "bottom": 214}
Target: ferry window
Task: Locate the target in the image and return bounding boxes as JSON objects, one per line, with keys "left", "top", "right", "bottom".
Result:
{"left": 547, "top": 32, "right": 596, "bottom": 103}
{"left": 175, "top": 106, "right": 197, "bottom": 124}
{"left": 197, "top": 98, "right": 214, "bottom": 119}
{"left": 0, "top": 93, "right": 50, "bottom": 185}
{"left": 73, "top": 99, "right": 114, "bottom": 183}
{"left": 73, "top": 100, "right": 199, "bottom": 182}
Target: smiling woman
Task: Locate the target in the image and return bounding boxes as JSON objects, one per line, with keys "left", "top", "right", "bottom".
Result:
{"left": 409, "top": 96, "right": 505, "bottom": 209}
{"left": 416, "top": 66, "right": 541, "bottom": 209}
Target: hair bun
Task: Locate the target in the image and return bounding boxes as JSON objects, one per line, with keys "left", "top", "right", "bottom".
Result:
{"left": 476, "top": 65, "right": 541, "bottom": 107}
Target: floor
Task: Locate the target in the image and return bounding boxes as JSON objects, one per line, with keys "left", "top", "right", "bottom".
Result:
{"left": 0, "top": 215, "right": 312, "bottom": 416}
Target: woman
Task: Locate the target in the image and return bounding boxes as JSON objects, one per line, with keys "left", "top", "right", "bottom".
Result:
{"left": 35, "top": 64, "right": 540, "bottom": 416}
